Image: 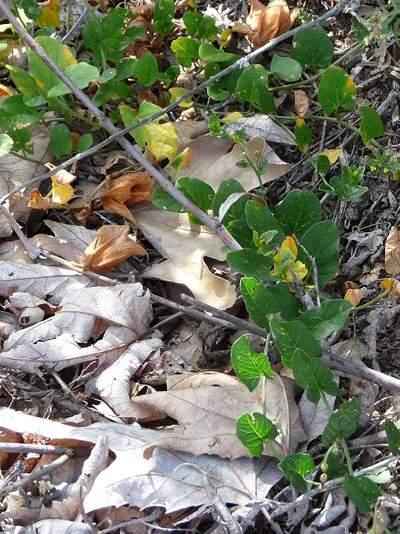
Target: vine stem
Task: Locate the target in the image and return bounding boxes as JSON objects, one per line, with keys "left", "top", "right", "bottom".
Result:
{"left": 0, "top": 1, "right": 240, "bottom": 251}
{"left": 0, "top": 0, "right": 354, "bottom": 205}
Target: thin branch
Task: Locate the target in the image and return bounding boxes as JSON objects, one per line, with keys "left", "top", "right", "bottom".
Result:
{"left": 0, "top": 1, "right": 240, "bottom": 251}
{"left": 0, "top": 0, "right": 353, "bottom": 206}
{"left": 0, "top": 442, "right": 74, "bottom": 456}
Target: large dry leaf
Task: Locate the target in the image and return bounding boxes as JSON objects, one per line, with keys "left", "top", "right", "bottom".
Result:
{"left": 0, "top": 408, "right": 283, "bottom": 513}
{"left": 246, "top": 0, "right": 295, "bottom": 47}
{"left": 45, "top": 220, "right": 96, "bottom": 250}
{"left": 0, "top": 261, "right": 95, "bottom": 304}
{"left": 385, "top": 227, "right": 400, "bottom": 275}
{"left": 130, "top": 372, "right": 306, "bottom": 459}
{"left": 78, "top": 225, "right": 147, "bottom": 273}
{"left": 101, "top": 172, "right": 154, "bottom": 223}
{"left": 171, "top": 136, "right": 290, "bottom": 191}
{"left": 0, "top": 283, "right": 152, "bottom": 373}
{"left": 226, "top": 115, "right": 296, "bottom": 145}
{"left": 0, "top": 126, "right": 50, "bottom": 237}
{"left": 134, "top": 208, "right": 236, "bottom": 309}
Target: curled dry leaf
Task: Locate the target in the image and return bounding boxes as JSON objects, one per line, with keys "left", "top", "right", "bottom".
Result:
{"left": 129, "top": 372, "right": 306, "bottom": 459}
{"left": 385, "top": 227, "right": 400, "bottom": 275}
{"left": 101, "top": 171, "right": 154, "bottom": 223}
{"left": 77, "top": 225, "right": 147, "bottom": 273}
{"left": 134, "top": 207, "right": 236, "bottom": 309}
{"left": 0, "top": 407, "right": 283, "bottom": 513}
{"left": 344, "top": 287, "right": 366, "bottom": 306}
{"left": 294, "top": 90, "right": 310, "bottom": 118}
{"left": 246, "top": 0, "right": 296, "bottom": 48}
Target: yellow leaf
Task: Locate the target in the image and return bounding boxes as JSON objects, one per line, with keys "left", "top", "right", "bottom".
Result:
{"left": 222, "top": 112, "right": 243, "bottom": 123}
{"left": 344, "top": 288, "right": 365, "bottom": 306}
{"left": 321, "top": 148, "right": 343, "bottom": 164}
{"left": 143, "top": 122, "right": 179, "bottom": 161}
{"left": 168, "top": 87, "right": 192, "bottom": 108}
{"left": 380, "top": 278, "right": 394, "bottom": 291}
{"left": 219, "top": 28, "right": 232, "bottom": 48}
{"left": 37, "top": 0, "right": 61, "bottom": 28}
{"left": 50, "top": 176, "right": 74, "bottom": 204}
{"left": 272, "top": 236, "right": 307, "bottom": 282}
{"left": 169, "top": 147, "right": 193, "bottom": 172}
{"left": 280, "top": 236, "right": 298, "bottom": 257}
{"left": 345, "top": 75, "right": 356, "bottom": 95}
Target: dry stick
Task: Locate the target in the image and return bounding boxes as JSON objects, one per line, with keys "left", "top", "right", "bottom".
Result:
{"left": 0, "top": 0, "right": 353, "bottom": 206}
{"left": 180, "top": 294, "right": 400, "bottom": 394}
{"left": 0, "top": 2, "right": 239, "bottom": 251}
{"left": 0, "top": 442, "right": 74, "bottom": 456}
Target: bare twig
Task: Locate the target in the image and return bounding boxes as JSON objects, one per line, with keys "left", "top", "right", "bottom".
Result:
{"left": 0, "top": 0, "right": 353, "bottom": 206}
{"left": 0, "top": 205, "right": 40, "bottom": 260}
{"left": 0, "top": 442, "right": 74, "bottom": 456}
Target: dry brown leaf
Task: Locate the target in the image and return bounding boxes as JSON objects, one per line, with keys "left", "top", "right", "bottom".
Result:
{"left": 294, "top": 90, "right": 310, "bottom": 118}
{"left": 170, "top": 136, "right": 290, "bottom": 191}
{"left": 344, "top": 287, "right": 365, "bottom": 306}
{"left": 101, "top": 172, "right": 154, "bottom": 223}
{"left": 385, "top": 227, "right": 400, "bottom": 275}
{"left": 246, "top": 0, "right": 295, "bottom": 48}
{"left": 78, "top": 225, "right": 146, "bottom": 273}
{"left": 130, "top": 372, "right": 306, "bottom": 459}
{"left": 0, "top": 407, "right": 283, "bottom": 513}
{"left": 134, "top": 207, "right": 236, "bottom": 309}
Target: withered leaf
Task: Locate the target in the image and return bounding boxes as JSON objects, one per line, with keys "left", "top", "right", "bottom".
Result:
{"left": 101, "top": 172, "right": 154, "bottom": 223}
{"left": 79, "top": 225, "right": 147, "bottom": 273}
{"left": 294, "top": 90, "right": 310, "bottom": 118}
{"left": 246, "top": 0, "right": 296, "bottom": 48}
{"left": 385, "top": 227, "right": 400, "bottom": 275}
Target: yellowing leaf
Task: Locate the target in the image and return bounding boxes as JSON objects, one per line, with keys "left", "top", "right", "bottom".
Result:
{"left": 222, "top": 112, "right": 243, "bottom": 123}
{"left": 385, "top": 227, "right": 400, "bottom": 275}
{"left": 381, "top": 277, "right": 400, "bottom": 298}
{"left": 50, "top": 176, "right": 74, "bottom": 204}
{"left": 143, "top": 122, "right": 179, "bottom": 161}
{"left": 219, "top": 28, "right": 232, "bottom": 48}
{"left": 169, "top": 147, "right": 193, "bottom": 172}
{"left": 168, "top": 87, "right": 192, "bottom": 108}
{"left": 344, "top": 288, "right": 365, "bottom": 306}
{"left": 321, "top": 148, "right": 343, "bottom": 164}
{"left": 272, "top": 236, "right": 307, "bottom": 282}
{"left": 280, "top": 236, "right": 297, "bottom": 257}
{"left": 37, "top": 0, "right": 61, "bottom": 28}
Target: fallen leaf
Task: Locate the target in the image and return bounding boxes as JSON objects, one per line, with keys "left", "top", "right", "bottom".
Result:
{"left": 385, "top": 227, "right": 400, "bottom": 275}
{"left": 246, "top": 0, "right": 295, "bottom": 48}
{"left": 225, "top": 114, "right": 296, "bottom": 145}
{"left": 0, "top": 261, "right": 95, "bottom": 304}
{"left": 170, "top": 136, "right": 290, "bottom": 191}
{"left": 78, "top": 225, "right": 147, "bottom": 273}
{"left": 101, "top": 172, "right": 154, "bottom": 223}
{"left": 134, "top": 207, "right": 236, "bottom": 309}
{"left": 299, "top": 384, "right": 337, "bottom": 442}
{"left": 320, "top": 148, "right": 343, "bottom": 164}
{"left": 0, "top": 283, "right": 152, "bottom": 373}
{"left": 294, "top": 90, "right": 310, "bottom": 117}
{"left": 0, "top": 407, "right": 283, "bottom": 513}
{"left": 37, "top": 0, "right": 61, "bottom": 28}
{"left": 344, "top": 287, "right": 365, "bottom": 306}
{"left": 0, "top": 84, "right": 14, "bottom": 97}
{"left": 381, "top": 277, "right": 400, "bottom": 298}
{"left": 45, "top": 220, "right": 97, "bottom": 252}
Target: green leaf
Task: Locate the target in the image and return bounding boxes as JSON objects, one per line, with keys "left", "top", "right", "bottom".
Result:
{"left": 318, "top": 66, "right": 356, "bottom": 116}
{"left": 245, "top": 200, "right": 283, "bottom": 244}
{"left": 198, "top": 43, "right": 237, "bottom": 63}
{"left": 7, "top": 66, "right": 42, "bottom": 102}
{"left": 313, "top": 154, "right": 331, "bottom": 176}
{"left": 227, "top": 249, "right": 274, "bottom": 281}
{"left": 271, "top": 55, "right": 302, "bottom": 82}
{"left": 76, "top": 133, "right": 93, "bottom": 153}
{"left": 321, "top": 165, "right": 367, "bottom": 202}
{"left": 292, "top": 28, "right": 333, "bottom": 68}
{"left": 231, "top": 334, "right": 273, "bottom": 391}
{"left": 292, "top": 354, "right": 341, "bottom": 403}
{"left": 384, "top": 420, "right": 400, "bottom": 454}
{"left": 241, "top": 277, "right": 300, "bottom": 328}
{"left": 270, "top": 319, "right": 321, "bottom": 368}
{"left": 236, "top": 412, "right": 278, "bottom": 457}
{"left": 275, "top": 189, "right": 321, "bottom": 237}
{"left": 0, "top": 133, "right": 13, "bottom": 157}
{"left": 228, "top": 219, "right": 254, "bottom": 249}
{"left": 236, "top": 65, "right": 274, "bottom": 113}
{"left": 47, "top": 62, "right": 100, "bottom": 97}
{"left": 154, "top": 0, "right": 175, "bottom": 35}
{"left": 131, "top": 53, "right": 159, "bottom": 86}
{"left": 171, "top": 37, "right": 200, "bottom": 67}
{"left": 321, "top": 447, "right": 347, "bottom": 479}
{"left": 343, "top": 476, "right": 381, "bottom": 514}
{"left": 279, "top": 453, "right": 315, "bottom": 492}
{"left": 176, "top": 177, "right": 214, "bottom": 220}
{"left": 152, "top": 186, "right": 184, "bottom": 212}
{"left": 352, "top": 16, "right": 370, "bottom": 43}
{"left": 212, "top": 179, "right": 246, "bottom": 222}
{"left": 299, "top": 221, "right": 340, "bottom": 287}
{"left": 28, "top": 36, "right": 77, "bottom": 95}
{"left": 294, "top": 119, "right": 312, "bottom": 153}
{"left": 359, "top": 105, "right": 384, "bottom": 145}
{"left": 50, "top": 123, "right": 72, "bottom": 159}
{"left": 183, "top": 11, "right": 218, "bottom": 40}
{"left": 299, "top": 300, "right": 353, "bottom": 340}
{"left": 322, "top": 398, "right": 361, "bottom": 445}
